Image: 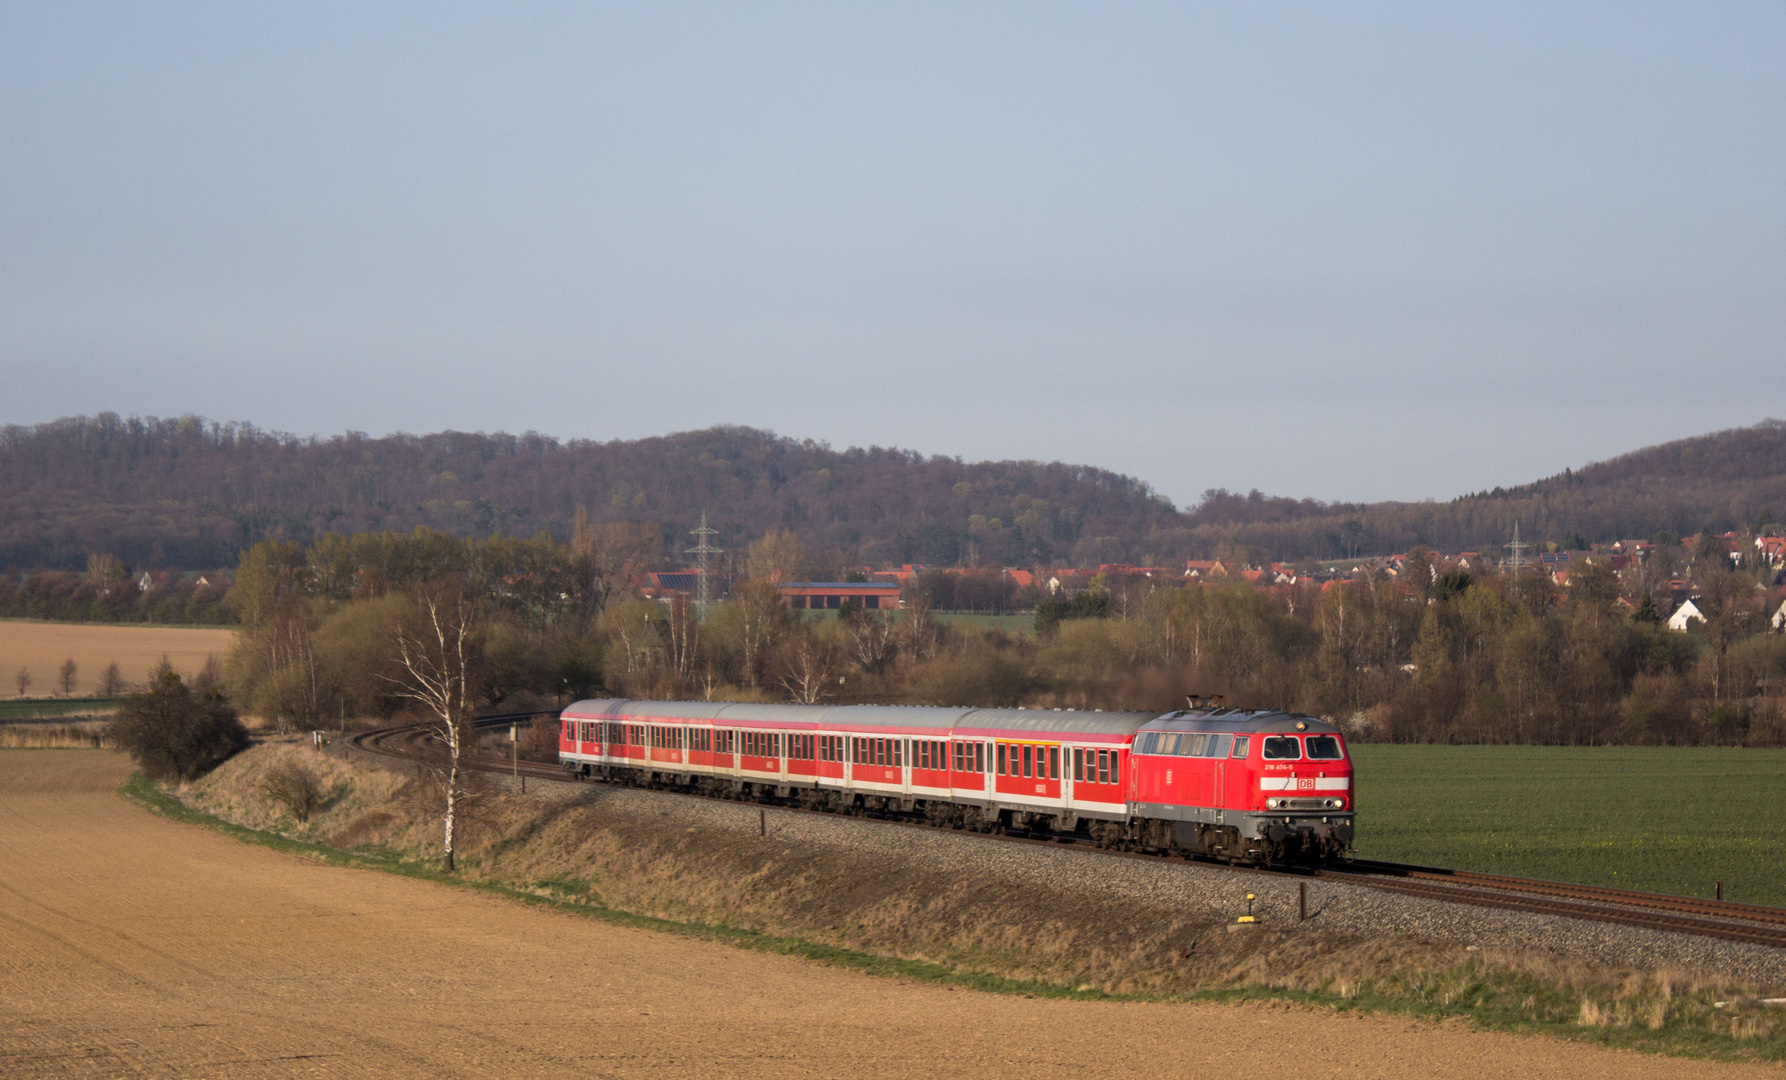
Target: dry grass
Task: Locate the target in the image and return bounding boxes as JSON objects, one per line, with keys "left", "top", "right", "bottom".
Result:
{"left": 0, "top": 720, "right": 112, "bottom": 748}
{"left": 0, "top": 619, "right": 235, "bottom": 697}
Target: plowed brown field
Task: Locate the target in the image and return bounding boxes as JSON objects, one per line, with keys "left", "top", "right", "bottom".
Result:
{"left": 0, "top": 750, "right": 1775, "bottom": 1079}
{"left": 0, "top": 620, "right": 235, "bottom": 696}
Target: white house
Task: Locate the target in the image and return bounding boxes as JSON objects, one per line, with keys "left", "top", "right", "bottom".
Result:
{"left": 1667, "top": 599, "right": 1705, "bottom": 632}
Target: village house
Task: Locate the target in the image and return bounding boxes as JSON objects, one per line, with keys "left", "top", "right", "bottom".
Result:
{"left": 1667, "top": 599, "right": 1705, "bottom": 632}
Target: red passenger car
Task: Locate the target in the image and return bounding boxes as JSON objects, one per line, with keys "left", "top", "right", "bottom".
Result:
{"left": 559, "top": 699, "right": 1352, "bottom": 863}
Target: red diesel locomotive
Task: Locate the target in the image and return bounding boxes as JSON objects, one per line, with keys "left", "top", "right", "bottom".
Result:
{"left": 559, "top": 698, "right": 1353, "bottom": 863}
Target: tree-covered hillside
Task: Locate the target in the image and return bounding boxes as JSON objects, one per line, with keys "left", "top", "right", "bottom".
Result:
{"left": 3, "top": 414, "right": 1783, "bottom": 570}
{"left": 0, "top": 415, "right": 1184, "bottom": 570}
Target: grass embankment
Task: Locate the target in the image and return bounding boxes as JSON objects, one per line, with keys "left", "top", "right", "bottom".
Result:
{"left": 1352, "top": 746, "right": 1786, "bottom": 907}
{"left": 130, "top": 741, "right": 1786, "bottom": 1064}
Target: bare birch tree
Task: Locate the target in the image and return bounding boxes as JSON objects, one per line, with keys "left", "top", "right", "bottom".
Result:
{"left": 843, "top": 609, "right": 896, "bottom": 674}
{"left": 780, "top": 629, "right": 837, "bottom": 704}
{"left": 382, "top": 585, "right": 481, "bottom": 872}
{"left": 735, "top": 581, "right": 783, "bottom": 688}
{"left": 665, "top": 594, "right": 699, "bottom": 683}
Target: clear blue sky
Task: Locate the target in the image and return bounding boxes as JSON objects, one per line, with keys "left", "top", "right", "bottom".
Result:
{"left": 3, "top": 3, "right": 1781, "bottom": 506}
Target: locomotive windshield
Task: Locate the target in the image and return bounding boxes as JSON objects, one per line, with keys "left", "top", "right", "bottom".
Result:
{"left": 1305, "top": 735, "right": 1344, "bottom": 760}
{"left": 1261, "top": 735, "right": 1301, "bottom": 760}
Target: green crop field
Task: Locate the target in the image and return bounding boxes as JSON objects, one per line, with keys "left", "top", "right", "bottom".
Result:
{"left": 0, "top": 697, "right": 120, "bottom": 721}
{"left": 1349, "top": 745, "right": 1786, "bottom": 907}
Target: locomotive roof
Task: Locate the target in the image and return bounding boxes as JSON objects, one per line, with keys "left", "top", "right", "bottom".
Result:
{"left": 1138, "top": 708, "right": 1341, "bottom": 735}
{"left": 563, "top": 699, "right": 1157, "bottom": 736}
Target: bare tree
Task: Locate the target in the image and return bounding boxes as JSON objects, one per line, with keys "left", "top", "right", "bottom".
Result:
{"left": 844, "top": 609, "right": 897, "bottom": 674}
{"left": 901, "top": 590, "right": 938, "bottom": 660}
{"left": 382, "top": 585, "right": 481, "bottom": 872}
{"left": 744, "top": 528, "right": 810, "bottom": 584}
{"left": 780, "top": 630, "right": 838, "bottom": 705}
{"left": 664, "top": 594, "right": 699, "bottom": 683}
{"left": 98, "top": 661, "right": 126, "bottom": 696}
{"left": 571, "top": 508, "right": 660, "bottom": 614}
{"left": 58, "top": 658, "right": 77, "bottom": 697}
{"left": 735, "top": 581, "right": 784, "bottom": 688}
{"left": 15, "top": 667, "right": 31, "bottom": 698}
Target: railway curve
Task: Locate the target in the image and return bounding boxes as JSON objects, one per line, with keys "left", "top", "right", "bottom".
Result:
{"left": 344, "top": 716, "right": 1786, "bottom": 952}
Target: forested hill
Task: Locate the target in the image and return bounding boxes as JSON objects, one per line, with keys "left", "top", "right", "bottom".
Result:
{"left": 0, "top": 415, "right": 1187, "bottom": 570}
{"left": 3, "top": 414, "right": 1783, "bottom": 571}
{"left": 1194, "top": 420, "right": 1786, "bottom": 559}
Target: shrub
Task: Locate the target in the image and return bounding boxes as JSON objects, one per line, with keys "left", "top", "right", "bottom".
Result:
{"left": 109, "top": 662, "right": 249, "bottom": 782}
{"left": 260, "top": 761, "right": 325, "bottom": 823}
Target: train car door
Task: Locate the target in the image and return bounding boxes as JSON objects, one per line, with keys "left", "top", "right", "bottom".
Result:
{"left": 1222, "top": 736, "right": 1251, "bottom": 810}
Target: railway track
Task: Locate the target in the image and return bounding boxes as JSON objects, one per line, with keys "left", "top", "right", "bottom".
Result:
{"left": 345, "top": 716, "right": 1786, "bottom": 950}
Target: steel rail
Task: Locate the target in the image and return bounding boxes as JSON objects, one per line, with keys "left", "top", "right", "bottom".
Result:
{"left": 1330, "top": 860, "right": 1786, "bottom": 928}
{"left": 1330, "top": 876, "right": 1786, "bottom": 950}
{"left": 342, "top": 718, "right": 1786, "bottom": 949}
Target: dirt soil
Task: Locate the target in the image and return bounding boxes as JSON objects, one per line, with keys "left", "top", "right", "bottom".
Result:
{"left": 1, "top": 750, "right": 1779, "bottom": 1080}
{"left": 0, "top": 620, "right": 235, "bottom": 696}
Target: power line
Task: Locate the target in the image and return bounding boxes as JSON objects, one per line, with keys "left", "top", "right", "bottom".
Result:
{"left": 1506, "top": 521, "right": 1528, "bottom": 575}
{"left": 685, "top": 511, "right": 723, "bottom": 619}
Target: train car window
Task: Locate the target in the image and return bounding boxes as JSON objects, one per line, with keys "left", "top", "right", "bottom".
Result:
{"left": 1027, "top": 744, "right": 1039, "bottom": 778}
{"left": 895, "top": 739, "right": 903, "bottom": 768}
{"left": 1049, "top": 746, "right": 1060, "bottom": 779}
{"left": 995, "top": 743, "right": 1006, "bottom": 775}
{"left": 1207, "top": 735, "right": 1230, "bottom": 758}
{"left": 1111, "top": 752, "right": 1120, "bottom": 786}
{"left": 1135, "top": 732, "right": 1155, "bottom": 755}
{"left": 971, "top": 742, "right": 982, "bottom": 773}
{"left": 1305, "top": 735, "right": 1343, "bottom": 760}
{"left": 1261, "top": 735, "right": 1302, "bottom": 760}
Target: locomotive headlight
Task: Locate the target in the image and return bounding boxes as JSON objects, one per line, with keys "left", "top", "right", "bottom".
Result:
{"left": 1325, "top": 798, "right": 1344, "bottom": 809}
{"left": 1266, "top": 797, "right": 1282, "bottom": 809}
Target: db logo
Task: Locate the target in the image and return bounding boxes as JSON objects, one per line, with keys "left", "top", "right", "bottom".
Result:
{"left": 1297, "top": 778, "right": 1316, "bottom": 791}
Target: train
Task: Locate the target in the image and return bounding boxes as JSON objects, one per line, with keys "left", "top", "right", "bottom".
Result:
{"left": 558, "top": 698, "right": 1354, "bottom": 863}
